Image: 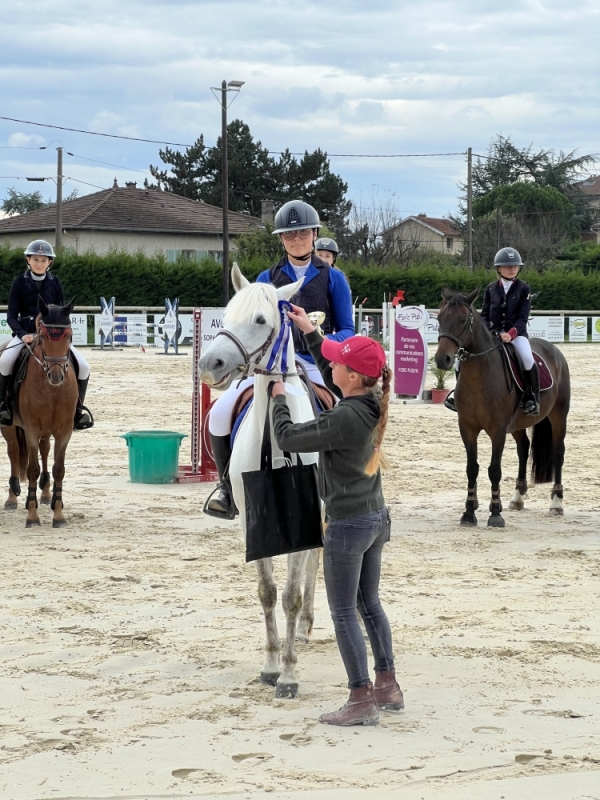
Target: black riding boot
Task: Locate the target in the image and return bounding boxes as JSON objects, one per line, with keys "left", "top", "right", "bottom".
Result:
{"left": 522, "top": 365, "right": 540, "bottom": 416}
{"left": 74, "top": 378, "right": 94, "bottom": 430}
{"left": 0, "top": 373, "right": 13, "bottom": 426}
{"left": 204, "top": 433, "right": 237, "bottom": 519}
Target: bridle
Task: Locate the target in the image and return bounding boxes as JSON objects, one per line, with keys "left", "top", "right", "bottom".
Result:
{"left": 212, "top": 300, "right": 298, "bottom": 381}
{"left": 28, "top": 322, "right": 72, "bottom": 378}
{"left": 437, "top": 304, "right": 500, "bottom": 362}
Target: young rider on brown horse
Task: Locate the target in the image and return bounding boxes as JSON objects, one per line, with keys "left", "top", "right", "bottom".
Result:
{"left": 446, "top": 246, "right": 539, "bottom": 416}
{"left": 0, "top": 240, "right": 93, "bottom": 430}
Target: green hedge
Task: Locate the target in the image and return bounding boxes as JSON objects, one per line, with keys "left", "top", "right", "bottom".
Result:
{"left": 2, "top": 245, "right": 600, "bottom": 310}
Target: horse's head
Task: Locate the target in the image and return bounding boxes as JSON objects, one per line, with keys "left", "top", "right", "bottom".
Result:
{"left": 435, "top": 287, "right": 479, "bottom": 371}
{"left": 199, "top": 264, "right": 303, "bottom": 389}
{"left": 36, "top": 297, "right": 75, "bottom": 386}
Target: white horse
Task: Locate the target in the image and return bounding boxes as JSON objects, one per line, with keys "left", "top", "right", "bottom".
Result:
{"left": 198, "top": 264, "right": 321, "bottom": 698}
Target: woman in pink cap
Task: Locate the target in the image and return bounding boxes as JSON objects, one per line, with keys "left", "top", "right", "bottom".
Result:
{"left": 271, "top": 305, "right": 403, "bottom": 727}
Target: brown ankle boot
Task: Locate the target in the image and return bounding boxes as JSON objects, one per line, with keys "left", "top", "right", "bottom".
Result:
{"left": 374, "top": 669, "right": 405, "bottom": 711}
{"left": 319, "top": 683, "right": 379, "bottom": 727}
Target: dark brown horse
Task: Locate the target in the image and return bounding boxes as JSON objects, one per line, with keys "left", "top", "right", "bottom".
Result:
{"left": 1, "top": 299, "right": 78, "bottom": 528}
{"left": 435, "top": 287, "right": 571, "bottom": 527}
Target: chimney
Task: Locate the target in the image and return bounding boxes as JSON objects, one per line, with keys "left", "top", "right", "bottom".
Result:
{"left": 417, "top": 213, "right": 427, "bottom": 217}
{"left": 261, "top": 199, "right": 274, "bottom": 225}
{"left": 125, "top": 181, "right": 137, "bottom": 189}
{"left": 113, "top": 178, "right": 118, "bottom": 188}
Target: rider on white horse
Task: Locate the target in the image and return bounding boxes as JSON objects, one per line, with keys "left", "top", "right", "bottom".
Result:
{"left": 0, "top": 240, "right": 93, "bottom": 430}
{"left": 205, "top": 200, "right": 354, "bottom": 519}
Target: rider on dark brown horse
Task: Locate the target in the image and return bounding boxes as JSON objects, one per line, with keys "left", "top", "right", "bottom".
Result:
{"left": 481, "top": 247, "right": 540, "bottom": 416}
{"left": 0, "top": 240, "right": 93, "bottom": 430}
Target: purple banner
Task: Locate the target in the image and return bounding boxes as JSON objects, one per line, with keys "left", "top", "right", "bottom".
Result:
{"left": 394, "top": 323, "right": 427, "bottom": 396}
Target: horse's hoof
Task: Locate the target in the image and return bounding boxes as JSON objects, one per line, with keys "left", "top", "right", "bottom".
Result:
{"left": 460, "top": 513, "right": 477, "bottom": 526}
{"left": 508, "top": 501, "right": 524, "bottom": 511}
{"left": 295, "top": 633, "right": 310, "bottom": 644}
{"left": 40, "top": 497, "right": 51, "bottom": 506}
{"left": 3, "top": 502, "right": 17, "bottom": 511}
{"left": 549, "top": 507, "right": 564, "bottom": 516}
{"left": 25, "top": 519, "right": 41, "bottom": 528}
{"left": 275, "top": 682, "right": 299, "bottom": 699}
{"left": 52, "top": 519, "right": 67, "bottom": 528}
{"left": 487, "top": 514, "right": 505, "bottom": 528}
{"left": 260, "top": 671, "right": 280, "bottom": 686}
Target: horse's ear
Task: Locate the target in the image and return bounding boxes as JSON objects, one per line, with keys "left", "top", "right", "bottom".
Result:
{"left": 231, "top": 262, "right": 250, "bottom": 293}
{"left": 275, "top": 277, "right": 304, "bottom": 302}
{"left": 465, "top": 287, "right": 480, "bottom": 306}
{"left": 38, "top": 296, "right": 49, "bottom": 317}
{"left": 441, "top": 286, "right": 453, "bottom": 303}
{"left": 65, "top": 298, "right": 76, "bottom": 314}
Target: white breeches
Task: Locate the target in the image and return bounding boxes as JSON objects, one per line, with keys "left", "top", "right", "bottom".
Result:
{"left": 208, "top": 355, "right": 323, "bottom": 437}
{"left": 0, "top": 336, "right": 90, "bottom": 380}
{"left": 511, "top": 336, "right": 534, "bottom": 371}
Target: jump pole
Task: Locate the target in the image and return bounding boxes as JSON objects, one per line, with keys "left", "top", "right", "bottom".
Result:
{"left": 176, "top": 308, "right": 218, "bottom": 483}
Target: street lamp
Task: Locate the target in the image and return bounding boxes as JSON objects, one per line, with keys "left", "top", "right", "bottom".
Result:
{"left": 211, "top": 79, "right": 245, "bottom": 305}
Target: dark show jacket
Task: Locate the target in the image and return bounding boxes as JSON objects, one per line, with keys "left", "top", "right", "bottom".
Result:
{"left": 7, "top": 271, "right": 65, "bottom": 337}
{"left": 480, "top": 278, "right": 531, "bottom": 340}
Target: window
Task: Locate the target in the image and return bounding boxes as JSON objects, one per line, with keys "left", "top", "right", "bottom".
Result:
{"left": 181, "top": 249, "right": 197, "bottom": 262}
{"left": 446, "top": 237, "right": 453, "bottom": 250}
{"left": 208, "top": 250, "right": 223, "bottom": 264}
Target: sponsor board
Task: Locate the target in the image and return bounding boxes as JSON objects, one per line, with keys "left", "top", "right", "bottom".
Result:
{"left": 527, "top": 316, "right": 565, "bottom": 342}
{"left": 569, "top": 316, "right": 588, "bottom": 342}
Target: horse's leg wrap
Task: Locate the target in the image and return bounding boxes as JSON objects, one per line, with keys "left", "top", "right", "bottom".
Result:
{"left": 551, "top": 484, "right": 564, "bottom": 500}
{"left": 516, "top": 478, "right": 528, "bottom": 495}
{"left": 50, "top": 484, "right": 63, "bottom": 511}
{"left": 9, "top": 476, "right": 21, "bottom": 497}
{"left": 489, "top": 489, "right": 503, "bottom": 514}
{"left": 26, "top": 487, "right": 38, "bottom": 510}
{"left": 38, "top": 471, "right": 51, "bottom": 492}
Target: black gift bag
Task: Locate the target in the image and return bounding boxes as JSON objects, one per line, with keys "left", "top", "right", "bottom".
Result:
{"left": 243, "top": 397, "right": 323, "bottom": 563}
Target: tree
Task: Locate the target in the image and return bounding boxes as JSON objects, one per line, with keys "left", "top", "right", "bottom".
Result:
{"left": 1, "top": 188, "right": 46, "bottom": 216}
{"left": 147, "top": 120, "right": 350, "bottom": 225}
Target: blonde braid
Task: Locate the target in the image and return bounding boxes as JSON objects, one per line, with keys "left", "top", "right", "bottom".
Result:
{"left": 364, "top": 365, "right": 391, "bottom": 476}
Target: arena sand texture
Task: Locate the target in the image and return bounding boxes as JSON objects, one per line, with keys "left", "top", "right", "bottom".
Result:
{"left": 0, "top": 344, "right": 599, "bottom": 800}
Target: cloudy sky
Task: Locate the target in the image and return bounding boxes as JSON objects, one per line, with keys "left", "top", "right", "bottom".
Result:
{"left": 1, "top": 0, "right": 598, "bottom": 220}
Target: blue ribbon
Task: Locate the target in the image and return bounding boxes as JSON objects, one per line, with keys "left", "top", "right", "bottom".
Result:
{"left": 265, "top": 300, "right": 292, "bottom": 374}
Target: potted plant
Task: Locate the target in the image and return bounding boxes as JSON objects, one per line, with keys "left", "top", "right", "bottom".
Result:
{"left": 429, "top": 358, "right": 453, "bottom": 404}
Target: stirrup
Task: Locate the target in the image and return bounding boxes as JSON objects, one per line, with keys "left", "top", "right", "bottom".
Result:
{"left": 0, "top": 404, "right": 13, "bottom": 427}
{"left": 444, "top": 391, "right": 457, "bottom": 412}
{"left": 74, "top": 405, "right": 94, "bottom": 430}
{"left": 203, "top": 484, "right": 237, "bottom": 520}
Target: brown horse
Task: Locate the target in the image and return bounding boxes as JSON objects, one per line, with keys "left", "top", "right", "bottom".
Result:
{"left": 1, "top": 299, "right": 78, "bottom": 528}
{"left": 435, "top": 287, "right": 571, "bottom": 527}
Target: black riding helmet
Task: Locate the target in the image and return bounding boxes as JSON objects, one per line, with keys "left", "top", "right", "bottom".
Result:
{"left": 494, "top": 247, "right": 523, "bottom": 279}
{"left": 272, "top": 200, "right": 320, "bottom": 234}
{"left": 315, "top": 236, "right": 339, "bottom": 264}
{"left": 25, "top": 240, "right": 55, "bottom": 271}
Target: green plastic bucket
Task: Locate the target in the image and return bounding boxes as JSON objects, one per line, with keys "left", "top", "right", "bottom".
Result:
{"left": 121, "top": 430, "right": 188, "bottom": 484}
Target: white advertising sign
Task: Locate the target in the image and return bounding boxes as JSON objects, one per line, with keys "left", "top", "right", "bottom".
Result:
{"left": 99, "top": 306, "right": 114, "bottom": 337}
{"left": 423, "top": 312, "right": 440, "bottom": 344}
{"left": 70, "top": 314, "right": 88, "bottom": 346}
{"left": 569, "top": 316, "right": 587, "bottom": 342}
{"left": 527, "top": 316, "right": 565, "bottom": 342}
{"left": 592, "top": 317, "right": 600, "bottom": 342}
{"left": 200, "top": 308, "right": 225, "bottom": 351}
{"left": 178, "top": 314, "right": 193, "bottom": 344}
{"left": 94, "top": 313, "right": 148, "bottom": 345}
{"left": 0, "top": 314, "right": 13, "bottom": 345}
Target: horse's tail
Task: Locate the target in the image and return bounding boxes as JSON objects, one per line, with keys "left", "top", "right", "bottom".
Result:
{"left": 531, "top": 416, "right": 554, "bottom": 485}
{"left": 16, "top": 427, "right": 27, "bottom": 480}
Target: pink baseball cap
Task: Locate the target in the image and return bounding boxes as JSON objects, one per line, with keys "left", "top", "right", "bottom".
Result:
{"left": 321, "top": 335, "right": 386, "bottom": 378}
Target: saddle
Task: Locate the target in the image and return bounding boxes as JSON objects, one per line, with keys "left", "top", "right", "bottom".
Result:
{"left": 228, "top": 374, "right": 336, "bottom": 448}
{"left": 503, "top": 343, "right": 553, "bottom": 392}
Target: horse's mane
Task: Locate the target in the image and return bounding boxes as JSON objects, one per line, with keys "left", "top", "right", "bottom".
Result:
{"left": 224, "top": 282, "right": 281, "bottom": 329}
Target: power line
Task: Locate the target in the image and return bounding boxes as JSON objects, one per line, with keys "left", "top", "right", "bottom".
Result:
{"left": 67, "top": 151, "right": 152, "bottom": 176}
{"left": 0, "top": 114, "right": 468, "bottom": 159}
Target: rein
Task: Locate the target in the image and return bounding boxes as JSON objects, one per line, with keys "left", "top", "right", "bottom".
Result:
{"left": 438, "top": 305, "right": 502, "bottom": 362}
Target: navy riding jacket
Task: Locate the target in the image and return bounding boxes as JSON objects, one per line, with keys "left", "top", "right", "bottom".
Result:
{"left": 257, "top": 256, "right": 354, "bottom": 363}
{"left": 480, "top": 278, "right": 531, "bottom": 340}
{"left": 7, "top": 270, "right": 65, "bottom": 338}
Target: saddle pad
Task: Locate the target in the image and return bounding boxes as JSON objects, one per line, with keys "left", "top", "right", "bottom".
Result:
{"left": 505, "top": 347, "right": 553, "bottom": 393}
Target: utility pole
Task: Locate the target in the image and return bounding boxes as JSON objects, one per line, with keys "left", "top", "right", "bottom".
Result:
{"left": 55, "top": 146, "right": 63, "bottom": 250}
{"left": 211, "top": 79, "right": 244, "bottom": 305}
{"left": 221, "top": 80, "right": 229, "bottom": 305}
{"left": 466, "top": 146, "right": 473, "bottom": 271}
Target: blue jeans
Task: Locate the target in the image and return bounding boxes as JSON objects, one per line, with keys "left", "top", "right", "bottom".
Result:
{"left": 323, "top": 507, "right": 394, "bottom": 688}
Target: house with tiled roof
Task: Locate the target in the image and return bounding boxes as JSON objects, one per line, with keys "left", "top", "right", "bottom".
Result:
{"left": 386, "top": 213, "right": 463, "bottom": 256}
{"left": 574, "top": 175, "right": 600, "bottom": 211}
{"left": 0, "top": 182, "right": 264, "bottom": 261}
